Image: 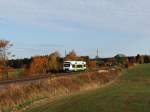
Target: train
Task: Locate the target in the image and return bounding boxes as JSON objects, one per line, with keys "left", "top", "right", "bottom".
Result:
{"left": 63, "top": 61, "right": 86, "bottom": 72}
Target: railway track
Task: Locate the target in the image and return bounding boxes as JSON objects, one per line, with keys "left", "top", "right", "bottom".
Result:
{"left": 0, "top": 72, "right": 90, "bottom": 85}
{"left": 0, "top": 75, "right": 50, "bottom": 85}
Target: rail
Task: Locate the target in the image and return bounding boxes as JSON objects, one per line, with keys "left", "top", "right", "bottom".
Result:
{"left": 0, "top": 71, "right": 94, "bottom": 85}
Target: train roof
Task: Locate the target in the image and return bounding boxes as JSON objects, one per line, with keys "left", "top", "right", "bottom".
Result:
{"left": 64, "top": 61, "right": 86, "bottom": 64}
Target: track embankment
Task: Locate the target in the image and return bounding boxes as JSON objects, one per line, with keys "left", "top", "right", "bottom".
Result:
{"left": 0, "top": 68, "right": 122, "bottom": 112}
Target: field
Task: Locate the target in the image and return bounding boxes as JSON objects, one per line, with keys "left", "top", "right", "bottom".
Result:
{"left": 26, "top": 64, "right": 150, "bottom": 112}
{"left": 0, "top": 68, "right": 121, "bottom": 112}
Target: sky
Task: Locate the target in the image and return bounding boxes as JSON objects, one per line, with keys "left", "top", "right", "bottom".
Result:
{"left": 0, "top": 0, "right": 150, "bottom": 58}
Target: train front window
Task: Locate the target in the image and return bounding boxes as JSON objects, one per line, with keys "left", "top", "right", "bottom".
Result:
{"left": 64, "top": 64, "right": 70, "bottom": 67}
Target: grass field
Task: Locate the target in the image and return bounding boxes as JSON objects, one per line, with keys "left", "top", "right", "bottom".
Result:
{"left": 26, "top": 64, "right": 150, "bottom": 112}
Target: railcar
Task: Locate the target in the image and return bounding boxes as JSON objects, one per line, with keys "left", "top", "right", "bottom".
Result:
{"left": 63, "top": 61, "right": 86, "bottom": 72}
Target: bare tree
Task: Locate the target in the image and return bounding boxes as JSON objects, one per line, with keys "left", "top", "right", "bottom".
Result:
{"left": 0, "top": 39, "right": 13, "bottom": 79}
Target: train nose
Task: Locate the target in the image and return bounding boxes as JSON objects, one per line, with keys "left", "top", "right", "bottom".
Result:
{"left": 65, "top": 68, "right": 69, "bottom": 71}
{"left": 64, "top": 68, "right": 70, "bottom": 72}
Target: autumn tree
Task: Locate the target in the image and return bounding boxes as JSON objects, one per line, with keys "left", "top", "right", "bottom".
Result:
{"left": 114, "top": 54, "right": 129, "bottom": 66}
{"left": 28, "top": 51, "right": 62, "bottom": 74}
{"left": 136, "top": 54, "right": 144, "bottom": 64}
{"left": 64, "top": 50, "right": 77, "bottom": 61}
{"left": 47, "top": 52, "right": 61, "bottom": 72}
{"left": 0, "top": 39, "right": 13, "bottom": 79}
{"left": 88, "top": 60, "right": 97, "bottom": 69}
{"left": 144, "top": 55, "right": 150, "bottom": 63}
{"left": 29, "top": 56, "right": 48, "bottom": 75}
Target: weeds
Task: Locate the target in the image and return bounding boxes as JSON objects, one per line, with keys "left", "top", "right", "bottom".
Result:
{"left": 0, "top": 69, "right": 122, "bottom": 112}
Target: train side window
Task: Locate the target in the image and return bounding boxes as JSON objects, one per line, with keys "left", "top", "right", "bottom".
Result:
{"left": 77, "top": 65, "right": 83, "bottom": 68}
{"left": 72, "top": 64, "right": 75, "bottom": 68}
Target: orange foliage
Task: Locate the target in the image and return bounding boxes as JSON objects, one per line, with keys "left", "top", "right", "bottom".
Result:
{"left": 64, "top": 50, "right": 77, "bottom": 61}
{"left": 88, "top": 60, "right": 96, "bottom": 68}
{"left": 47, "top": 52, "right": 60, "bottom": 72}
{"left": 29, "top": 56, "right": 48, "bottom": 75}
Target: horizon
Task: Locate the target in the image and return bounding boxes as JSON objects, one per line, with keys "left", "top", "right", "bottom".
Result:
{"left": 0, "top": 0, "right": 150, "bottom": 58}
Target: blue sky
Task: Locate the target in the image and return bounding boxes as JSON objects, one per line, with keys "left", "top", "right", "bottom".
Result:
{"left": 0, "top": 0, "right": 150, "bottom": 58}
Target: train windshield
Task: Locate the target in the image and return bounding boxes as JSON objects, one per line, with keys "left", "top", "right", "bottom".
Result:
{"left": 64, "top": 64, "right": 70, "bottom": 67}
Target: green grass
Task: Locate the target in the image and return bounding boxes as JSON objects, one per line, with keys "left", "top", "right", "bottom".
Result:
{"left": 26, "top": 64, "right": 150, "bottom": 112}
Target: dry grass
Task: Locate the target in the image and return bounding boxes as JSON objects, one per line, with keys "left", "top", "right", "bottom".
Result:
{"left": 0, "top": 68, "right": 122, "bottom": 112}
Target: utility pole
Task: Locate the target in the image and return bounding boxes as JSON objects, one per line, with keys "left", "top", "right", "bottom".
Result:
{"left": 65, "top": 50, "right": 67, "bottom": 57}
{"left": 96, "top": 48, "right": 100, "bottom": 69}
{"left": 96, "top": 48, "right": 99, "bottom": 59}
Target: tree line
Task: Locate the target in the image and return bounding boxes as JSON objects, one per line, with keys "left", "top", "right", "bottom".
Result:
{"left": 0, "top": 39, "right": 150, "bottom": 79}
{"left": 26, "top": 50, "right": 94, "bottom": 75}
